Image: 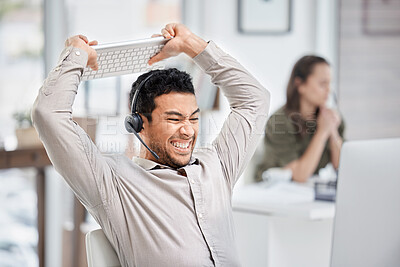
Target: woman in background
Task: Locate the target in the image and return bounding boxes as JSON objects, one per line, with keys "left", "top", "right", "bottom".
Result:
{"left": 257, "top": 56, "right": 344, "bottom": 182}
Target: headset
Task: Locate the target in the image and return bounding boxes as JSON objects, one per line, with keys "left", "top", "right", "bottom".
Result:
{"left": 124, "top": 73, "right": 160, "bottom": 159}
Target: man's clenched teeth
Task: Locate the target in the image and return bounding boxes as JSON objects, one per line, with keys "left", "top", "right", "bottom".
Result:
{"left": 171, "top": 141, "right": 190, "bottom": 149}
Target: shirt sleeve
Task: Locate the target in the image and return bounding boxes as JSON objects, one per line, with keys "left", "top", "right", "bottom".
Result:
{"left": 193, "top": 41, "right": 270, "bottom": 189}
{"left": 32, "top": 46, "right": 117, "bottom": 209}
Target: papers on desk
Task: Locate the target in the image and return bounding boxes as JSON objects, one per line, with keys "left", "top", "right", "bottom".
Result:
{"left": 232, "top": 182, "right": 335, "bottom": 220}
{"left": 234, "top": 182, "right": 315, "bottom": 205}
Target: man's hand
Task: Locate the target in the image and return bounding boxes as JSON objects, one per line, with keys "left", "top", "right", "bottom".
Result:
{"left": 148, "top": 23, "right": 208, "bottom": 65}
{"left": 65, "top": 35, "right": 99, "bottom": 70}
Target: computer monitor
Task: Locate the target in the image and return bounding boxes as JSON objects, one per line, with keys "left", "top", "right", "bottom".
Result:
{"left": 331, "top": 138, "right": 400, "bottom": 267}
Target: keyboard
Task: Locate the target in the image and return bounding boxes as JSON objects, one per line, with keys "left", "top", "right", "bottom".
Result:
{"left": 82, "top": 36, "right": 170, "bottom": 81}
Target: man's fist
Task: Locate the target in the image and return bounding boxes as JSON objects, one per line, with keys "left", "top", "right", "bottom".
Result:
{"left": 148, "top": 23, "right": 207, "bottom": 65}
{"left": 65, "top": 35, "right": 98, "bottom": 70}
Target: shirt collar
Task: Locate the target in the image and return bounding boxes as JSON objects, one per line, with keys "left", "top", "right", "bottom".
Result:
{"left": 132, "top": 156, "right": 199, "bottom": 171}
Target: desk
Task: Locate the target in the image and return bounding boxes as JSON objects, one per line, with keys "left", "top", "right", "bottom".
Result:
{"left": 0, "top": 147, "right": 86, "bottom": 267}
{"left": 232, "top": 183, "right": 335, "bottom": 267}
{"left": 0, "top": 147, "right": 50, "bottom": 267}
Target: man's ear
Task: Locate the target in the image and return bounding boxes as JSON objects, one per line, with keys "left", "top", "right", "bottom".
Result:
{"left": 140, "top": 114, "right": 149, "bottom": 133}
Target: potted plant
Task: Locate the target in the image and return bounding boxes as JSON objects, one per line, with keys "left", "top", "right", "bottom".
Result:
{"left": 13, "top": 110, "right": 42, "bottom": 148}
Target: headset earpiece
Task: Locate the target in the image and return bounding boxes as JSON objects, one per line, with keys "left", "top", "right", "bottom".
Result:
{"left": 124, "top": 113, "right": 143, "bottom": 133}
{"left": 125, "top": 73, "right": 160, "bottom": 160}
{"left": 125, "top": 73, "right": 154, "bottom": 134}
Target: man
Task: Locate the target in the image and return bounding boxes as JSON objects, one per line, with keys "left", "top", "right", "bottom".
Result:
{"left": 32, "top": 23, "right": 270, "bottom": 266}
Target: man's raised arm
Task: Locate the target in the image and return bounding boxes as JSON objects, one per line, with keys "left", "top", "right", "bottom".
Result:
{"left": 200, "top": 46, "right": 270, "bottom": 188}
{"left": 32, "top": 35, "right": 115, "bottom": 209}
{"left": 150, "top": 23, "right": 271, "bottom": 188}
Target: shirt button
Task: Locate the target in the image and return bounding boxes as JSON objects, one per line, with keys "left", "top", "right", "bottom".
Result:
{"left": 75, "top": 50, "right": 81, "bottom": 56}
{"left": 190, "top": 179, "right": 195, "bottom": 184}
{"left": 210, "top": 247, "right": 214, "bottom": 252}
{"left": 197, "top": 212, "right": 203, "bottom": 219}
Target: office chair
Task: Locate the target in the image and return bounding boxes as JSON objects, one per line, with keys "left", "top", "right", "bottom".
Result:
{"left": 85, "top": 229, "right": 121, "bottom": 267}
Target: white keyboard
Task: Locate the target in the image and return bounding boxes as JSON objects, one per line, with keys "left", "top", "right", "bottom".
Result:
{"left": 82, "top": 36, "right": 169, "bottom": 81}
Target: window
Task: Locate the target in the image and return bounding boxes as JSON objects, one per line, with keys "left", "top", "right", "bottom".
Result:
{"left": 0, "top": 1, "right": 44, "bottom": 266}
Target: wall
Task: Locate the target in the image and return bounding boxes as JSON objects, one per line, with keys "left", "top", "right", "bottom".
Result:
{"left": 202, "top": 0, "right": 319, "bottom": 113}
{"left": 338, "top": 0, "right": 400, "bottom": 140}
{"left": 188, "top": 0, "right": 336, "bottom": 185}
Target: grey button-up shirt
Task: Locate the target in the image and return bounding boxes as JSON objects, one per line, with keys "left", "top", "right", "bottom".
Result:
{"left": 32, "top": 41, "right": 270, "bottom": 266}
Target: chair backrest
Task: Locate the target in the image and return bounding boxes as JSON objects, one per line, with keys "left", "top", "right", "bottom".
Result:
{"left": 86, "top": 229, "right": 121, "bottom": 267}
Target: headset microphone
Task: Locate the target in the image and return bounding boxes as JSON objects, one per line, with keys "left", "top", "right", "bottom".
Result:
{"left": 125, "top": 73, "right": 160, "bottom": 160}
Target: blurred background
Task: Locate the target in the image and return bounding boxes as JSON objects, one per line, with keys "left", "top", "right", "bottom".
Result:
{"left": 0, "top": 0, "right": 399, "bottom": 266}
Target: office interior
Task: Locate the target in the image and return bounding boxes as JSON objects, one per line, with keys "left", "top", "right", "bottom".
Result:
{"left": 0, "top": 0, "right": 399, "bottom": 266}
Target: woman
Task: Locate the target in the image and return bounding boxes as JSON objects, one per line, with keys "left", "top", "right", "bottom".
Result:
{"left": 257, "top": 56, "right": 344, "bottom": 182}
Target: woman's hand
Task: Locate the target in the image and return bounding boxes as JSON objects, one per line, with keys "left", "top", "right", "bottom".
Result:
{"left": 317, "top": 107, "right": 340, "bottom": 137}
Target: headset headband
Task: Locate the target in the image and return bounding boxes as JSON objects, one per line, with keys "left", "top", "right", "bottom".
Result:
{"left": 131, "top": 73, "right": 155, "bottom": 114}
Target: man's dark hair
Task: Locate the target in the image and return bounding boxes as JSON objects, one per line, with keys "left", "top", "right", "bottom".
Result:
{"left": 129, "top": 68, "right": 195, "bottom": 123}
